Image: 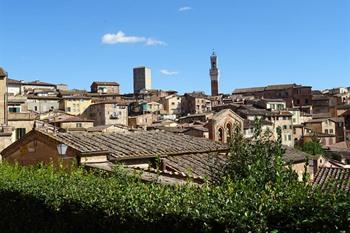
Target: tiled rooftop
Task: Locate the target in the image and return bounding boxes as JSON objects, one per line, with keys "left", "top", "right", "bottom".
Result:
{"left": 164, "top": 152, "right": 227, "bottom": 183}
{"left": 313, "top": 167, "right": 350, "bottom": 193}
{"left": 233, "top": 83, "right": 307, "bottom": 94}
{"left": 39, "top": 130, "right": 228, "bottom": 160}
{"left": 91, "top": 81, "right": 120, "bottom": 86}
{"left": 24, "top": 80, "right": 56, "bottom": 86}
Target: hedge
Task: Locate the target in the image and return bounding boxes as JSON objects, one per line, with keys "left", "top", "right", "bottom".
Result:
{"left": 0, "top": 163, "right": 349, "bottom": 233}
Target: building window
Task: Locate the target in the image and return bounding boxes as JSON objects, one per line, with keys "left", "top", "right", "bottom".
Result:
{"left": 330, "top": 129, "right": 334, "bottom": 134}
{"left": 218, "top": 128, "right": 224, "bottom": 143}
{"left": 8, "top": 105, "right": 21, "bottom": 113}
{"left": 66, "top": 107, "right": 71, "bottom": 112}
{"left": 76, "top": 123, "right": 82, "bottom": 128}
{"left": 226, "top": 123, "right": 232, "bottom": 143}
{"left": 34, "top": 106, "right": 38, "bottom": 111}
{"left": 325, "top": 129, "right": 329, "bottom": 134}
{"left": 277, "top": 104, "right": 284, "bottom": 110}
{"left": 283, "top": 125, "right": 287, "bottom": 130}
{"left": 288, "top": 135, "right": 292, "bottom": 141}
{"left": 16, "top": 128, "right": 26, "bottom": 140}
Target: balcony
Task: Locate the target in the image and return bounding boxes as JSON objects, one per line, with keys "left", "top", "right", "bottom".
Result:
{"left": 0, "top": 125, "right": 13, "bottom": 136}
{"left": 8, "top": 112, "right": 38, "bottom": 121}
{"left": 8, "top": 95, "right": 27, "bottom": 103}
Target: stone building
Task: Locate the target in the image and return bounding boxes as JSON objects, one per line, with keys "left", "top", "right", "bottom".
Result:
{"left": 243, "top": 119, "right": 274, "bottom": 139}
{"left": 252, "top": 98, "right": 286, "bottom": 111}
{"left": 1, "top": 129, "right": 225, "bottom": 167}
{"left": 1, "top": 128, "right": 318, "bottom": 183}
{"left": 7, "top": 78, "right": 22, "bottom": 96}
{"left": 0, "top": 68, "right": 37, "bottom": 144}
{"left": 0, "top": 68, "right": 8, "bottom": 124}
{"left": 206, "top": 109, "right": 244, "bottom": 144}
{"left": 87, "top": 92, "right": 122, "bottom": 104}
{"left": 59, "top": 96, "right": 92, "bottom": 115}
{"left": 0, "top": 68, "right": 13, "bottom": 152}
{"left": 133, "top": 66, "right": 152, "bottom": 94}
{"left": 304, "top": 117, "right": 346, "bottom": 144}
{"left": 143, "top": 101, "right": 164, "bottom": 114}
{"left": 236, "top": 106, "right": 294, "bottom": 147}
{"left": 128, "top": 113, "right": 157, "bottom": 128}
{"left": 273, "top": 111, "right": 294, "bottom": 147}
{"left": 21, "top": 80, "right": 57, "bottom": 95}
{"left": 27, "top": 95, "right": 60, "bottom": 113}
{"left": 90, "top": 81, "right": 120, "bottom": 94}
{"left": 160, "top": 94, "right": 182, "bottom": 115}
{"left": 82, "top": 101, "right": 128, "bottom": 126}
{"left": 50, "top": 116, "right": 94, "bottom": 131}
{"left": 8, "top": 111, "right": 37, "bottom": 142}
{"left": 181, "top": 92, "right": 211, "bottom": 115}
{"left": 312, "top": 95, "right": 341, "bottom": 116}
{"left": 233, "top": 84, "right": 312, "bottom": 112}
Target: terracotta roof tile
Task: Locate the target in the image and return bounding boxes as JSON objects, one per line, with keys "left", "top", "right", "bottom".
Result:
{"left": 164, "top": 152, "right": 227, "bottom": 183}
{"left": 24, "top": 80, "right": 56, "bottom": 86}
{"left": 313, "top": 167, "right": 350, "bottom": 193}
{"left": 38, "top": 130, "right": 228, "bottom": 160}
{"left": 91, "top": 81, "right": 119, "bottom": 86}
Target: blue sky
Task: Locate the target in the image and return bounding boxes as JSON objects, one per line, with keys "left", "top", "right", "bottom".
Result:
{"left": 0, "top": 0, "right": 349, "bottom": 94}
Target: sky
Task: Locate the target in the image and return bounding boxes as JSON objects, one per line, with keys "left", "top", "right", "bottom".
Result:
{"left": 0, "top": 0, "right": 349, "bottom": 94}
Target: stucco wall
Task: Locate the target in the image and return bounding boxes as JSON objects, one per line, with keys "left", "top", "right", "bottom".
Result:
{"left": 3, "top": 138, "right": 76, "bottom": 166}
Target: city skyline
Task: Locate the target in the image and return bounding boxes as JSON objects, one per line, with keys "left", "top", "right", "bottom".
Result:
{"left": 0, "top": 0, "right": 349, "bottom": 94}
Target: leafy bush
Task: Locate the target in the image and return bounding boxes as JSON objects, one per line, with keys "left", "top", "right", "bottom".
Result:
{"left": 299, "top": 141, "right": 325, "bottom": 155}
{"left": 0, "top": 123, "right": 348, "bottom": 232}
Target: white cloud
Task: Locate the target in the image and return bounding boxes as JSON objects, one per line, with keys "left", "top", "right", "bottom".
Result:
{"left": 160, "top": 69, "right": 179, "bottom": 76}
{"left": 178, "top": 6, "right": 191, "bottom": 12}
{"left": 146, "top": 38, "right": 167, "bottom": 46}
{"left": 102, "top": 31, "right": 166, "bottom": 46}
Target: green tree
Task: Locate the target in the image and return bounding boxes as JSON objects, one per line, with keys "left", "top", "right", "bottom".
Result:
{"left": 300, "top": 140, "right": 324, "bottom": 155}
{"left": 225, "top": 119, "right": 297, "bottom": 188}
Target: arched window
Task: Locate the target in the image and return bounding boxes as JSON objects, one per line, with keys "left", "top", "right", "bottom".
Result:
{"left": 218, "top": 128, "right": 224, "bottom": 143}
{"left": 226, "top": 123, "right": 232, "bottom": 143}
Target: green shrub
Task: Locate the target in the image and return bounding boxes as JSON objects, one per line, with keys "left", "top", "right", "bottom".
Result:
{"left": 0, "top": 161, "right": 348, "bottom": 233}
{"left": 0, "top": 122, "right": 348, "bottom": 232}
{"left": 299, "top": 141, "right": 325, "bottom": 155}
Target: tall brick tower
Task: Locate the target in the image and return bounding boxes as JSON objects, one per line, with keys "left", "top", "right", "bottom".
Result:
{"left": 209, "top": 51, "right": 219, "bottom": 96}
{"left": 0, "top": 67, "right": 8, "bottom": 125}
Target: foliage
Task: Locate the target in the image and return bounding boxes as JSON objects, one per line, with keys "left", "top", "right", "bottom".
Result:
{"left": 0, "top": 122, "right": 349, "bottom": 232}
{"left": 225, "top": 119, "right": 293, "bottom": 187}
{"left": 299, "top": 140, "right": 325, "bottom": 155}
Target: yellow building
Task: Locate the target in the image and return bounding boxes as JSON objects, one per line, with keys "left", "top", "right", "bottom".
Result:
{"left": 59, "top": 96, "right": 92, "bottom": 115}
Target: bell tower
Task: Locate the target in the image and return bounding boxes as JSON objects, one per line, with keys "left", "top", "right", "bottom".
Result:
{"left": 0, "top": 67, "right": 8, "bottom": 125}
{"left": 209, "top": 51, "right": 219, "bottom": 96}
